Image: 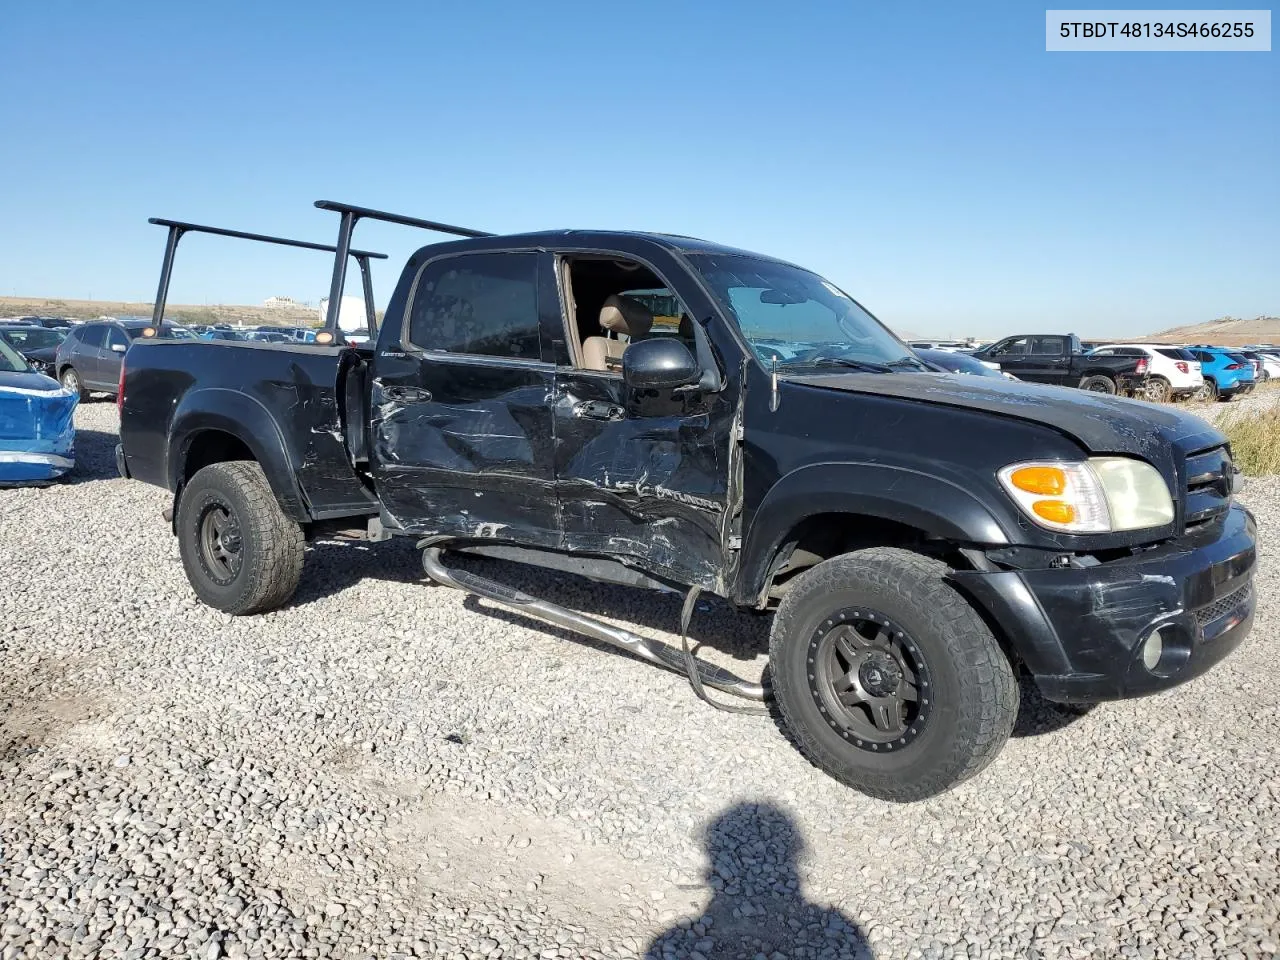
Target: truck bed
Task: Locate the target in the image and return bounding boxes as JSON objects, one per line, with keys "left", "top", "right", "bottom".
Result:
{"left": 119, "top": 340, "right": 375, "bottom": 520}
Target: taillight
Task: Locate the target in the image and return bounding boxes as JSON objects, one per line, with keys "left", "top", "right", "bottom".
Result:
{"left": 1175, "top": 362, "right": 1189, "bottom": 374}
{"left": 1225, "top": 363, "right": 1241, "bottom": 370}
{"left": 1135, "top": 358, "right": 1149, "bottom": 374}
{"left": 117, "top": 363, "right": 126, "bottom": 412}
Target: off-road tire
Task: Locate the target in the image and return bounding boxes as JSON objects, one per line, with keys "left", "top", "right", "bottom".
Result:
{"left": 769, "top": 548, "right": 1017, "bottom": 802}
{"left": 1079, "top": 374, "right": 1116, "bottom": 394}
{"left": 1143, "top": 376, "right": 1172, "bottom": 403}
{"left": 60, "top": 366, "right": 88, "bottom": 401}
{"left": 177, "top": 461, "right": 305, "bottom": 615}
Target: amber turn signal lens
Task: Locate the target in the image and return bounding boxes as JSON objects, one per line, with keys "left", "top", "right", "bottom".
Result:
{"left": 1010, "top": 466, "right": 1066, "bottom": 496}
{"left": 315, "top": 330, "right": 335, "bottom": 345}
{"left": 1032, "top": 500, "right": 1076, "bottom": 524}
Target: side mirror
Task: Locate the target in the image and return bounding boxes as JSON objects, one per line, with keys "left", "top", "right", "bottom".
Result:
{"left": 111, "top": 343, "right": 127, "bottom": 353}
{"left": 622, "top": 338, "right": 699, "bottom": 391}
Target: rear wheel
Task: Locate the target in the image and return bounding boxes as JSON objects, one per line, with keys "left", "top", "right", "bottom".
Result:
{"left": 1079, "top": 375, "right": 1116, "bottom": 394}
{"left": 176, "top": 461, "right": 305, "bottom": 615}
{"left": 60, "top": 367, "right": 88, "bottom": 401}
{"left": 1196, "top": 378, "right": 1218, "bottom": 402}
{"left": 1142, "top": 377, "right": 1171, "bottom": 403}
{"left": 769, "top": 548, "right": 1017, "bottom": 802}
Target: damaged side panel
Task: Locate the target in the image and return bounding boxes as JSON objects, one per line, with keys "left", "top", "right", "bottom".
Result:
{"left": 551, "top": 370, "right": 736, "bottom": 590}
{"left": 369, "top": 353, "right": 560, "bottom": 547}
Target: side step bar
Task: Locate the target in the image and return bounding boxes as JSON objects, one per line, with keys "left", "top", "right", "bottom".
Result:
{"left": 421, "top": 546, "right": 767, "bottom": 702}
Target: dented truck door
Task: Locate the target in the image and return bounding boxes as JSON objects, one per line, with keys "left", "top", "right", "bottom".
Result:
{"left": 368, "top": 251, "right": 561, "bottom": 547}
{"left": 548, "top": 251, "right": 739, "bottom": 590}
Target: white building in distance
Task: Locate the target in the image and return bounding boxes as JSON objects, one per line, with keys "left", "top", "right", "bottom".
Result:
{"left": 263, "top": 296, "right": 302, "bottom": 309}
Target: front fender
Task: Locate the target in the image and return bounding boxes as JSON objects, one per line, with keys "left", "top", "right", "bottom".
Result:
{"left": 737, "top": 461, "right": 1012, "bottom": 604}
{"left": 168, "top": 387, "right": 309, "bottom": 522}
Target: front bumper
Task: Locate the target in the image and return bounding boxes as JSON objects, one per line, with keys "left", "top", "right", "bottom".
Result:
{"left": 0, "top": 449, "right": 75, "bottom": 483}
{"left": 951, "top": 503, "right": 1257, "bottom": 703}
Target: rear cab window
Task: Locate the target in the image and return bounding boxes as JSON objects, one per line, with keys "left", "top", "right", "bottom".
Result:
{"left": 406, "top": 253, "right": 541, "bottom": 361}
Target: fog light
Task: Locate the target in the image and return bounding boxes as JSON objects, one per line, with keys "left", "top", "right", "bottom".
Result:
{"left": 1142, "top": 630, "right": 1164, "bottom": 672}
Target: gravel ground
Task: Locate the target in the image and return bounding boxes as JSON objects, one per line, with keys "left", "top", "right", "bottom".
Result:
{"left": 1, "top": 400, "right": 1278, "bottom": 960}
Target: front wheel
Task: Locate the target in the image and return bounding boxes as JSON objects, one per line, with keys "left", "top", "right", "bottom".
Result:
{"left": 1079, "top": 375, "right": 1116, "bottom": 394}
{"left": 176, "top": 461, "right": 305, "bottom": 615}
{"left": 769, "top": 548, "right": 1017, "bottom": 802}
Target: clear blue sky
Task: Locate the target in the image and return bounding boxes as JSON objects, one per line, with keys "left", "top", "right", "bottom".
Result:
{"left": 2, "top": 1, "right": 1274, "bottom": 337}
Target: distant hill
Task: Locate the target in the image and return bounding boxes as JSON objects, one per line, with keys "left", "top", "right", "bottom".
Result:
{"left": 0, "top": 295, "right": 319, "bottom": 328}
{"left": 1137, "top": 315, "right": 1280, "bottom": 347}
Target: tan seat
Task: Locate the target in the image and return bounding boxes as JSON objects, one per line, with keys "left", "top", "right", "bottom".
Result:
{"left": 582, "top": 295, "right": 654, "bottom": 371}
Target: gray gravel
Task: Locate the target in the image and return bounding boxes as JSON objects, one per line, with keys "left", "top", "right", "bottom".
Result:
{"left": 1, "top": 401, "right": 1278, "bottom": 960}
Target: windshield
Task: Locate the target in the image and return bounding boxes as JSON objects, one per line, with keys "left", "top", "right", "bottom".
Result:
{"left": 0, "top": 338, "right": 29, "bottom": 372}
{"left": 686, "top": 254, "right": 916, "bottom": 371}
{"left": 0, "top": 327, "right": 66, "bottom": 350}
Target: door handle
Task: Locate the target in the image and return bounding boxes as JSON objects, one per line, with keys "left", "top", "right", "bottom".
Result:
{"left": 380, "top": 385, "right": 433, "bottom": 402}
{"left": 573, "top": 399, "right": 624, "bottom": 421}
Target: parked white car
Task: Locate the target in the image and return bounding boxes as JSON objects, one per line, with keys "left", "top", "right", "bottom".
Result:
{"left": 1254, "top": 351, "right": 1280, "bottom": 381}
{"left": 1087, "top": 344, "right": 1202, "bottom": 402}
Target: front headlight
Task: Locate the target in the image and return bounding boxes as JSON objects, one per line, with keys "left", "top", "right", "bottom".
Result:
{"left": 998, "top": 458, "right": 1174, "bottom": 533}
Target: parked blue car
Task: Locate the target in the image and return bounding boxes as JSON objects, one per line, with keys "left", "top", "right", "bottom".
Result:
{"left": 0, "top": 336, "right": 77, "bottom": 484}
{"left": 1189, "top": 346, "right": 1256, "bottom": 401}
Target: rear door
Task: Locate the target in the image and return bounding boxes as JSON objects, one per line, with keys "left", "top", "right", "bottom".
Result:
{"left": 368, "top": 251, "right": 561, "bottom": 547}
{"left": 74, "top": 324, "right": 107, "bottom": 387}
{"left": 102, "top": 326, "right": 130, "bottom": 390}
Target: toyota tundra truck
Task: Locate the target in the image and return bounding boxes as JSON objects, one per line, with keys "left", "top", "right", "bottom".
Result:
{"left": 115, "top": 201, "right": 1257, "bottom": 802}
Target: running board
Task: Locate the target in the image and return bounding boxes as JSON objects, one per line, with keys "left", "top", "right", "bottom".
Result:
{"left": 420, "top": 546, "right": 767, "bottom": 702}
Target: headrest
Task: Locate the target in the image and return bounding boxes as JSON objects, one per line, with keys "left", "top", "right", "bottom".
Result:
{"left": 599, "top": 295, "right": 653, "bottom": 339}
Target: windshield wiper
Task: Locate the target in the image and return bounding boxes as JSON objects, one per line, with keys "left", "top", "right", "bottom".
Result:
{"left": 809, "top": 356, "right": 894, "bottom": 373}
{"left": 886, "top": 355, "right": 930, "bottom": 371}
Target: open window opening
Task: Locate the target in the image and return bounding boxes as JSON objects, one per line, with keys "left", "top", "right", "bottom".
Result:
{"left": 559, "top": 256, "right": 698, "bottom": 372}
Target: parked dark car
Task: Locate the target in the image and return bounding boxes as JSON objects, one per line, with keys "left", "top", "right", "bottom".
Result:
{"left": 0, "top": 336, "right": 77, "bottom": 483}
{"left": 117, "top": 201, "right": 1256, "bottom": 802}
{"left": 54, "top": 319, "right": 190, "bottom": 399}
{"left": 0, "top": 324, "right": 67, "bottom": 376}
{"left": 10, "top": 315, "right": 72, "bottom": 329}
{"left": 971, "top": 334, "right": 1149, "bottom": 394}
{"left": 200, "top": 329, "right": 246, "bottom": 341}
{"left": 916, "top": 348, "right": 1010, "bottom": 379}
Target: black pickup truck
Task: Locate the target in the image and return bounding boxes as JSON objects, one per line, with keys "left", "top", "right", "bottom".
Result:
{"left": 116, "top": 202, "right": 1257, "bottom": 802}
{"left": 971, "top": 333, "right": 1149, "bottom": 394}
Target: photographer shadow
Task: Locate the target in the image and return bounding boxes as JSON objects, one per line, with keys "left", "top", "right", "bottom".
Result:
{"left": 645, "top": 802, "right": 874, "bottom": 959}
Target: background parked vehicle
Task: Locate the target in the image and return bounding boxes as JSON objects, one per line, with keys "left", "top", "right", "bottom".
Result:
{"left": 1255, "top": 351, "right": 1280, "bottom": 380}
{"left": 916, "top": 348, "right": 1013, "bottom": 379}
{"left": 0, "top": 324, "right": 68, "bottom": 376}
{"left": 200, "top": 328, "right": 246, "bottom": 341}
{"left": 55, "top": 319, "right": 190, "bottom": 399}
{"left": 1086, "top": 344, "right": 1201, "bottom": 402}
{"left": 1187, "top": 347, "right": 1256, "bottom": 401}
{"left": 0, "top": 336, "right": 77, "bottom": 484}
{"left": 1236, "top": 350, "right": 1275, "bottom": 381}
{"left": 971, "top": 333, "right": 1149, "bottom": 394}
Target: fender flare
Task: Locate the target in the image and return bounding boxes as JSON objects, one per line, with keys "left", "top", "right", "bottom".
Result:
{"left": 737, "top": 461, "right": 1012, "bottom": 604}
{"left": 167, "top": 388, "right": 310, "bottom": 522}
